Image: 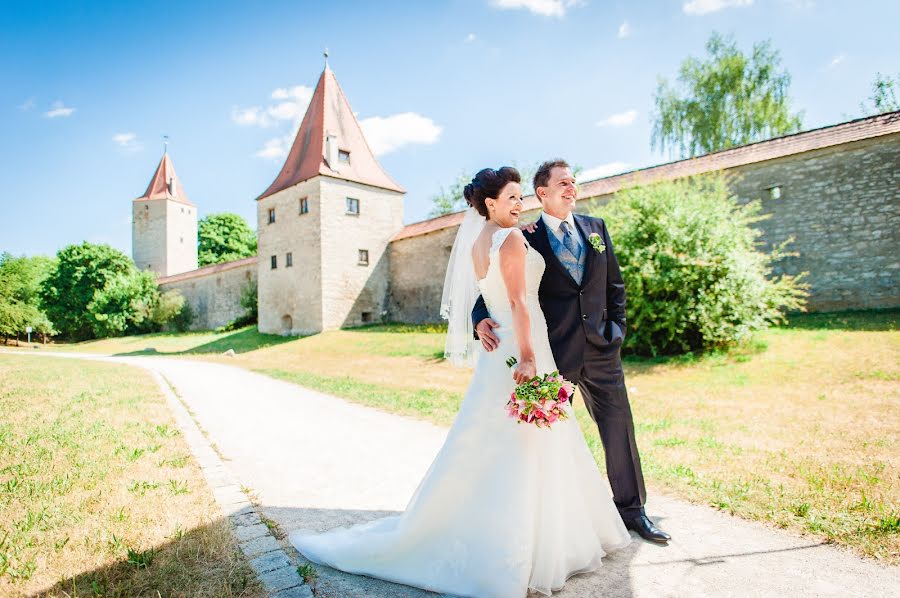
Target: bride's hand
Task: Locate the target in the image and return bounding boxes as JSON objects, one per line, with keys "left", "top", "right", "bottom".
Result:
{"left": 513, "top": 357, "right": 537, "bottom": 384}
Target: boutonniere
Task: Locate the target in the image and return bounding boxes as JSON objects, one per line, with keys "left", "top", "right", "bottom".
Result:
{"left": 588, "top": 233, "right": 606, "bottom": 254}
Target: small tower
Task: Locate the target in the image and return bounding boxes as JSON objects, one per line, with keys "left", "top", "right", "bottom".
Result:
{"left": 256, "top": 62, "right": 405, "bottom": 335}
{"left": 132, "top": 149, "right": 198, "bottom": 277}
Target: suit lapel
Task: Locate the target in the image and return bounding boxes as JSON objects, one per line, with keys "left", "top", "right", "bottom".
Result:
{"left": 533, "top": 216, "right": 579, "bottom": 288}
{"left": 573, "top": 214, "right": 596, "bottom": 287}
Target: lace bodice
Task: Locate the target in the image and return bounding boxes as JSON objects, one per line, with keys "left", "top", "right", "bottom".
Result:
{"left": 477, "top": 228, "right": 546, "bottom": 327}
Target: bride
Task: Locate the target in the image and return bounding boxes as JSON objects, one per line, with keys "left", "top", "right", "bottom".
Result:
{"left": 289, "top": 166, "right": 630, "bottom": 597}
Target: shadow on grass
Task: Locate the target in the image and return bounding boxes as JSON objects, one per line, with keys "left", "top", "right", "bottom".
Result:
{"left": 113, "top": 327, "right": 298, "bottom": 357}
{"left": 780, "top": 308, "right": 898, "bottom": 331}
{"left": 39, "top": 517, "right": 260, "bottom": 597}
{"left": 343, "top": 322, "right": 448, "bottom": 335}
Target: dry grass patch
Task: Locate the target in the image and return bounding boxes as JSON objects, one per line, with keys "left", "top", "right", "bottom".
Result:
{"left": 0, "top": 354, "right": 262, "bottom": 597}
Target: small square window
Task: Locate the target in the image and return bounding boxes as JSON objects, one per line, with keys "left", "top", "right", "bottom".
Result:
{"left": 268, "top": 208, "right": 276, "bottom": 224}
{"left": 766, "top": 185, "right": 782, "bottom": 200}
{"left": 271, "top": 255, "right": 277, "bottom": 269}
{"left": 358, "top": 249, "right": 369, "bottom": 266}
{"left": 339, "top": 149, "right": 350, "bottom": 163}
{"left": 286, "top": 252, "right": 293, "bottom": 267}
{"left": 299, "top": 197, "right": 309, "bottom": 215}
{"left": 346, "top": 197, "right": 360, "bottom": 215}
{"left": 361, "top": 311, "right": 372, "bottom": 323}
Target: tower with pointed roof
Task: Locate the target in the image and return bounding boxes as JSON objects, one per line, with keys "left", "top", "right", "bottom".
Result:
{"left": 256, "top": 64, "right": 405, "bottom": 335}
{"left": 132, "top": 151, "right": 198, "bottom": 277}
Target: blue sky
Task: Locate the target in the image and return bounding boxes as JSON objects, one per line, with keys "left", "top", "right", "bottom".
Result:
{"left": 2, "top": 0, "right": 897, "bottom": 258}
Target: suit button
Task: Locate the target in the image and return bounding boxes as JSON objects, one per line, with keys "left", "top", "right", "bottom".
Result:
{"left": 582, "top": 314, "right": 587, "bottom": 320}
{"left": 579, "top": 291, "right": 584, "bottom": 296}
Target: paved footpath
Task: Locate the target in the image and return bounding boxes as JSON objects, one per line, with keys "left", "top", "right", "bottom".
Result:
{"left": 9, "top": 351, "right": 899, "bottom": 597}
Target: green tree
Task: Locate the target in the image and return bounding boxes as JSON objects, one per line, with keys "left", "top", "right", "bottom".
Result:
{"left": 198, "top": 213, "right": 257, "bottom": 266}
{"left": 0, "top": 253, "right": 56, "bottom": 343}
{"left": 590, "top": 173, "right": 808, "bottom": 356}
{"left": 860, "top": 72, "right": 900, "bottom": 115}
{"left": 39, "top": 242, "right": 158, "bottom": 340}
{"left": 652, "top": 32, "right": 803, "bottom": 159}
{"left": 428, "top": 171, "right": 470, "bottom": 217}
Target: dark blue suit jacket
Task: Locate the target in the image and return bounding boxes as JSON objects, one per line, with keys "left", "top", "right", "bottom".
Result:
{"left": 471, "top": 214, "right": 626, "bottom": 379}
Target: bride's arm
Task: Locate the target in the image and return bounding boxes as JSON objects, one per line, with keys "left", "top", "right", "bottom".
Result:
{"left": 499, "top": 229, "right": 536, "bottom": 384}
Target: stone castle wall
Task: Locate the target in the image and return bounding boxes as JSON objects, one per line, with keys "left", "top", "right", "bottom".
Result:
{"left": 318, "top": 178, "right": 404, "bottom": 329}
{"left": 727, "top": 135, "right": 899, "bottom": 311}
{"left": 132, "top": 198, "right": 197, "bottom": 277}
{"left": 387, "top": 226, "right": 457, "bottom": 323}
{"left": 158, "top": 257, "right": 257, "bottom": 330}
{"left": 256, "top": 178, "right": 323, "bottom": 335}
{"left": 387, "top": 133, "right": 900, "bottom": 323}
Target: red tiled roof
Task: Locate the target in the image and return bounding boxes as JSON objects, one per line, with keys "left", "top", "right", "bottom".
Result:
{"left": 157, "top": 256, "right": 257, "bottom": 285}
{"left": 136, "top": 152, "right": 194, "bottom": 206}
{"left": 392, "top": 111, "right": 900, "bottom": 241}
{"left": 257, "top": 67, "right": 405, "bottom": 200}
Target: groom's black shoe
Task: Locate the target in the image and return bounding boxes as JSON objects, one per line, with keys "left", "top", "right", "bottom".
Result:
{"left": 624, "top": 515, "right": 671, "bottom": 543}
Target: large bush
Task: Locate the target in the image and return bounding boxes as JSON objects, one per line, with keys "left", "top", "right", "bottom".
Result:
{"left": 590, "top": 173, "right": 808, "bottom": 356}
{"left": 40, "top": 243, "right": 159, "bottom": 340}
{"left": 0, "top": 253, "right": 57, "bottom": 342}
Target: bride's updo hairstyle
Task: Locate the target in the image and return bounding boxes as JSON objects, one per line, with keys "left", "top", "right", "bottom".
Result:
{"left": 463, "top": 167, "right": 521, "bottom": 219}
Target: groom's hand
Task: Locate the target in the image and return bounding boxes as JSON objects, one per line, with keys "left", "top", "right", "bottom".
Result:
{"left": 475, "top": 318, "right": 500, "bottom": 352}
{"left": 519, "top": 221, "right": 538, "bottom": 233}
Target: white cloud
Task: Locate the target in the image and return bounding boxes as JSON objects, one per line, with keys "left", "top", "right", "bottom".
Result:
{"left": 682, "top": 0, "right": 753, "bottom": 16}
{"left": 618, "top": 21, "right": 631, "bottom": 39}
{"left": 466, "top": 33, "right": 477, "bottom": 43}
{"left": 596, "top": 109, "right": 638, "bottom": 127}
{"left": 231, "top": 106, "right": 271, "bottom": 127}
{"left": 827, "top": 53, "right": 846, "bottom": 69}
{"left": 233, "top": 85, "right": 313, "bottom": 128}
{"left": 359, "top": 112, "right": 443, "bottom": 156}
{"left": 256, "top": 134, "right": 294, "bottom": 160}
{"left": 490, "top": 0, "right": 584, "bottom": 18}
{"left": 579, "top": 162, "right": 632, "bottom": 181}
{"left": 44, "top": 101, "right": 75, "bottom": 118}
{"left": 112, "top": 132, "right": 142, "bottom": 152}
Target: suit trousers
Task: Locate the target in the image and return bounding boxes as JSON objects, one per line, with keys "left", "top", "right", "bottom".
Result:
{"left": 569, "top": 332, "right": 646, "bottom": 521}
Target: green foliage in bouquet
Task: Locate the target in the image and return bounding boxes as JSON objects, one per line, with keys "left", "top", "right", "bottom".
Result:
{"left": 590, "top": 173, "right": 808, "bottom": 356}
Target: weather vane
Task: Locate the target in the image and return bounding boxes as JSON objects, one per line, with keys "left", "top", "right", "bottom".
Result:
{"left": 163, "top": 135, "right": 169, "bottom": 154}
{"left": 324, "top": 47, "right": 329, "bottom": 68}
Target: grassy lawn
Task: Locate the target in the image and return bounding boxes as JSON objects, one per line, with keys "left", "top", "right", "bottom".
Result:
{"left": 0, "top": 355, "right": 262, "bottom": 597}
{"left": 40, "top": 310, "right": 899, "bottom": 564}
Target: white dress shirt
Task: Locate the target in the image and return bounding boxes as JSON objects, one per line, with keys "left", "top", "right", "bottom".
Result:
{"left": 541, "top": 211, "right": 583, "bottom": 251}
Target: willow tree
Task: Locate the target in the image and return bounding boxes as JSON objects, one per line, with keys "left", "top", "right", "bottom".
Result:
{"left": 652, "top": 32, "right": 803, "bottom": 159}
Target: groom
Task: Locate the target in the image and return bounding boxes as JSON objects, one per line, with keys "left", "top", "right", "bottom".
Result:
{"left": 472, "top": 159, "right": 670, "bottom": 543}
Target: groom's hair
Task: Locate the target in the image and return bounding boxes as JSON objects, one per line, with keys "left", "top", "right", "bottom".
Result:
{"left": 533, "top": 159, "right": 571, "bottom": 201}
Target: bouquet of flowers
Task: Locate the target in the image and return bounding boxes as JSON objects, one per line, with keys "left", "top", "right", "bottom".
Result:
{"left": 504, "top": 357, "right": 575, "bottom": 429}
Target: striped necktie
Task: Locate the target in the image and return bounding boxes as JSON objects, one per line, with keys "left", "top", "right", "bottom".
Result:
{"left": 559, "top": 221, "right": 582, "bottom": 260}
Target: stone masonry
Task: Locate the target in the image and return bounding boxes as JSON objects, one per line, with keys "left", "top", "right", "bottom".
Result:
{"left": 386, "top": 131, "right": 900, "bottom": 322}
{"left": 158, "top": 257, "right": 257, "bottom": 331}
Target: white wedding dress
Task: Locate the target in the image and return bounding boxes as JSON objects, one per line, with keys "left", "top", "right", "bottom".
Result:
{"left": 289, "top": 228, "right": 630, "bottom": 597}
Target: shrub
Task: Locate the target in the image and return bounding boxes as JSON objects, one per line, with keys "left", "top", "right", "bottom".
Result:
{"left": 218, "top": 281, "right": 258, "bottom": 332}
{"left": 40, "top": 243, "right": 159, "bottom": 340}
{"left": 151, "top": 290, "right": 193, "bottom": 332}
{"left": 589, "top": 173, "right": 808, "bottom": 356}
